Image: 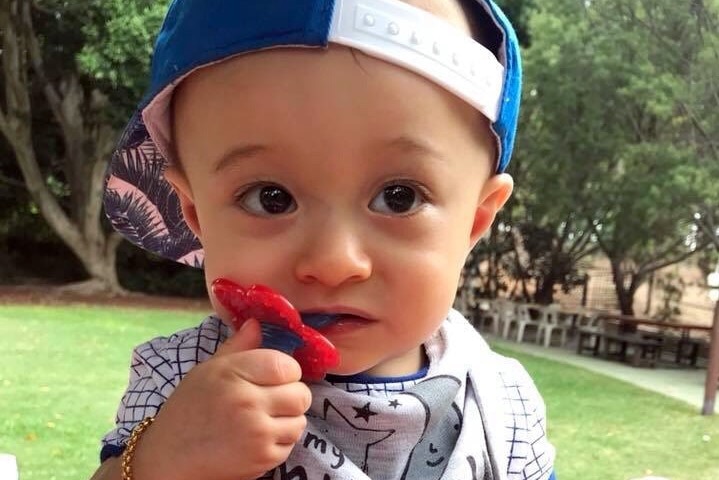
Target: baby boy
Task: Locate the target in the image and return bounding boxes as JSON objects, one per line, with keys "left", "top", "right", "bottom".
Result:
{"left": 94, "top": 1, "right": 555, "bottom": 479}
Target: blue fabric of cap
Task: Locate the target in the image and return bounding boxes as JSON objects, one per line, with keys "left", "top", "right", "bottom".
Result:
{"left": 103, "top": 0, "right": 522, "bottom": 266}
{"left": 144, "top": 0, "right": 520, "bottom": 171}
{"left": 485, "top": 1, "right": 522, "bottom": 173}
{"left": 142, "top": 0, "right": 335, "bottom": 109}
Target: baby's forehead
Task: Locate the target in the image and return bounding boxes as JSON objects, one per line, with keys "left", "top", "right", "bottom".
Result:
{"left": 172, "top": 44, "right": 492, "bottom": 156}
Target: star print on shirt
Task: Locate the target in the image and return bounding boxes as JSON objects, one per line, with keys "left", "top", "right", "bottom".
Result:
{"left": 353, "top": 402, "right": 377, "bottom": 422}
{"left": 388, "top": 399, "right": 401, "bottom": 409}
{"left": 306, "top": 399, "right": 395, "bottom": 473}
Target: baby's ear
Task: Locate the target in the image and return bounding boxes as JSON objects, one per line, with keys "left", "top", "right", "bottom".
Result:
{"left": 469, "top": 173, "right": 513, "bottom": 247}
{"left": 163, "top": 166, "right": 203, "bottom": 239}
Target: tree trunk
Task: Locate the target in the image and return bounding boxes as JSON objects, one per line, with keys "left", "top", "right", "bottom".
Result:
{"left": 534, "top": 273, "right": 557, "bottom": 305}
{"left": 608, "top": 258, "right": 641, "bottom": 334}
{"left": 616, "top": 288, "right": 636, "bottom": 316}
{"left": 59, "top": 233, "right": 123, "bottom": 294}
{"left": 484, "top": 222, "right": 504, "bottom": 299}
{"left": 610, "top": 259, "right": 636, "bottom": 316}
{"left": 644, "top": 272, "right": 655, "bottom": 314}
{"left": 0, "top": 0, "right": 123, "bottom": 294}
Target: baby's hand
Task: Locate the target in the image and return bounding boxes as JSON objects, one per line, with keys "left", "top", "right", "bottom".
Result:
{"left": 130, "top": 319, "right": 311, "bottom": 480}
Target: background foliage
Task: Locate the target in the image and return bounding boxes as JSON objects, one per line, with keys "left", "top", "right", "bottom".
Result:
{"left": 1, "top": 0, "right": 717, "bottom": 306}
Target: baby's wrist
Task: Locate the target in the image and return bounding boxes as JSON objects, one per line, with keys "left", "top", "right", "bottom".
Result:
{"left": 124, "top": 417, "right": 187, "bottom": 480}
{"left": 121, "top": 417, "right": 155, "bottom": 480}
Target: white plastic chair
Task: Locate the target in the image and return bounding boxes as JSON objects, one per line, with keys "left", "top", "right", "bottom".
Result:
{"left": 498, "top": 300, "right": 518, "bottom": 339}
{"left": 575, "top": 313, "right": 605, "bottom": 354}
{"left": 514, "top": 304, "right": 543, "bottom": 343}
{"left": 478, "top": 299, "right": 502, "bottom": 335}
{"left": 536, "top": 304, "right": 571, "bottom": 347}
{"left": 471, "top": 299, "right": 494, "bottom": 332}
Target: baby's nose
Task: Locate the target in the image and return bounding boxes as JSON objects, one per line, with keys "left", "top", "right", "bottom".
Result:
{"left": 294, "top": 216, "right": 372, "bottom": 287}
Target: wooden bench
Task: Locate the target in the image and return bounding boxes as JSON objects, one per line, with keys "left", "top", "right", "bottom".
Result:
{"left": 577, "top": 329, "right": 662, "bottom": 367}
{"left": 639, "top": 332, "right": 708, "bottom": 367}
{"left": 674, "top": 337, "right": 706, "bottom": 366}
{"left": 577, "top": 328, "right": 602, "bottom": 356}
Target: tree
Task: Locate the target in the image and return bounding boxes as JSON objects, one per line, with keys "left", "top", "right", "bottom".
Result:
{"left": 520, "top": 0, "right": 716, "bottom": 314}
{"left": 696, "top": 208, "right": 719, "bottom": 256}
{"left": 688, "top": 0, "right": 719, "bottom": 253}
{"left": 0, "top": 0, "right": 166, "bottom": 293}
{"left": 492, "top": 0, "right": 605, "bottom": 305}
{"left": 464, "top": 0, "right": 598, "bottom": 305}
{"left": 494, "top": 0, "right": 535, "bottom": 46}
{"left": 589, "top": 0, "right": 718, "bottom": 314}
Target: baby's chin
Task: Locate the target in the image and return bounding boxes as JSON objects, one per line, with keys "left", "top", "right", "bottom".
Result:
{"left": 326, "top": 348, "right": 427, "bottom": 379}
{"left": 323, "top": 364, "right": 369, "bottom": 377}
{"left": 320, "top": 354, "right": 385, "bottom": 377}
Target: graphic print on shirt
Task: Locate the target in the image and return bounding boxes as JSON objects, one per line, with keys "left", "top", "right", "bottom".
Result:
{"left": 304, "top": 398, "right": 396, "bottom": 473}
{"left": 399, "top": 375, "right": 463, "bottom": 480}
{"left": 467, "top": 453, "right": 494, "bottom": 480}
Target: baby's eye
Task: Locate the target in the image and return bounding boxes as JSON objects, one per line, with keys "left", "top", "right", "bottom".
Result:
{"left": 369, "top": 183, "right": 427, "bottom": 215}
{"left": 236, "top": 184, "right": 297, "bottom": 216}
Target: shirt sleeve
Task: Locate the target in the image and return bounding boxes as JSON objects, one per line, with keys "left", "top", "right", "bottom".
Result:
{"left": 100, "top": 316, "right": 228, "bottom": 461}
{"left": 496, "top": 355, "right": 556, "bottom": 480}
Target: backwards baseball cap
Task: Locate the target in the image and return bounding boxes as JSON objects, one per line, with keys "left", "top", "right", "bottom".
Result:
{"left": 104, "top": 0, "right": 522, "bottom": 267}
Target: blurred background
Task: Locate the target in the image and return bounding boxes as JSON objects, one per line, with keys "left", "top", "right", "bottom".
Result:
{"left": 0, "top": 0, "right": 717, "bottom": 316}
{"left": 0, "top": 0, "right": 718, "bottom": 479}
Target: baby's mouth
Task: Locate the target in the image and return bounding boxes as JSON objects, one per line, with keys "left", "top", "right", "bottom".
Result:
{"left": 300, "top": 312, "right": 372, "bottom": 330}
{"left": 300, "top": 313, "right": 342, "bottom": 329}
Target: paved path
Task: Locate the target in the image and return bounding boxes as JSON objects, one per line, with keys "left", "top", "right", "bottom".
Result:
{"left": 486, "top": 335, "right": 706, "bottom": 411}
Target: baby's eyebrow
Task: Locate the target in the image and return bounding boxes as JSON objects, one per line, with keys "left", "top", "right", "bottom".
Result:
{"left": 382, "top": 135, "right": 444, "bottom": 161}
{"left": 211, "top": 136, "right": 442, "bottom": 173}
{"left": 213, "top": 144, "right": 268, "bottom": 173}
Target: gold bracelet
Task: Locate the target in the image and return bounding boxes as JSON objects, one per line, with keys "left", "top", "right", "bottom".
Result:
{"left": 121, "top": 416, "right": 155, "bottom": 480}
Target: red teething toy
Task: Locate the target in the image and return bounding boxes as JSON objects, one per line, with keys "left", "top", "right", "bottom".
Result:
{"left": 211, "top": 278, "right": 340, "bottom": 381}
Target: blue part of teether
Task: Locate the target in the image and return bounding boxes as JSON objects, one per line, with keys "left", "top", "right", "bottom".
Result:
{"left": 260, "top": 322, "right": 304, "bottom": 355}
{"left": 301, "top": 313, "right": 341, "bottom": 329}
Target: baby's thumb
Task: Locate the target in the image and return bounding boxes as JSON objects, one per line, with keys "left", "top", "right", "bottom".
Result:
{"left": 216, "top": 318, "right": 262, "bottom": 356}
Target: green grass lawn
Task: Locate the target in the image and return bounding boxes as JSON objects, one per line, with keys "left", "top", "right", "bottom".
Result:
{"left": 0, "top": 304, "right": 717, "bottom": 480}
{"left": 492, "top": 346, "right": 719, "bottom": 480}
{"left": 0, "top": 304, "right": 201, "bottom": 480}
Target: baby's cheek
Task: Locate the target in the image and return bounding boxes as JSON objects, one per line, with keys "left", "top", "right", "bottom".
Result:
{"left": 411, "top": 259, "right": 461, "bottom": 310}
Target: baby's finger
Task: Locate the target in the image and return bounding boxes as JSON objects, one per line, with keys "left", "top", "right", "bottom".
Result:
{"left": 266, "top": 382, "right": 312, "bottom": 417}
{"left": 215, "top": 318, "right": 262, "bottom": 357}
{"left": 273, "top": 415, "right": 308, "bottom": 446}
{"left": 233, "top": 349, "right": 303, "bottom": 386}
{"left": 243, "top": 443, "right": 296, "bottom": 479}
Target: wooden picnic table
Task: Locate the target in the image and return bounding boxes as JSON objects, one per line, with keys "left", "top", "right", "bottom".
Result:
{"left": 557, "top": 306, "right": 598, "bottom": 317}
{"left": 597, "top": 313, "right": 712, "bottom": 338}
{"left": 588, "top": 314, "right": 711, "bottom": 366}
{"left": 577, "top": 328, "right": 663, "bottom": 367}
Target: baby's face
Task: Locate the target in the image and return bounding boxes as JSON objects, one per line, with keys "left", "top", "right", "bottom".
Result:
{"left": 167, "top": 43, "right": 511, "bottom": 377}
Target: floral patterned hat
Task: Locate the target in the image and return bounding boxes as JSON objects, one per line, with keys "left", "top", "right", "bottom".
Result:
{"left": 103, "top": 0, "right": 522, "bottom": 267}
